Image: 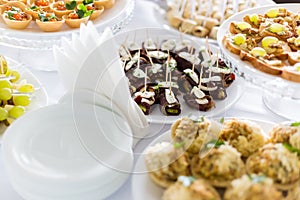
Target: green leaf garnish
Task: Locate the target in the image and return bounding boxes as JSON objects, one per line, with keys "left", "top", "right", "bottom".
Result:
{"left": 205, "top": 140, "right": 225, "bottom": 149}
{"left": 283, "top": 143, "right": 300, "bottom": 156}
{"left": 174, "top": 141, "right": 185, "bottom": 148}
{"left": 77, "top": 9, "right": 84, "bottom": 18}
{"left": 66, "top": 0, "right": 76, "bottom": 10}
{"left": 219, "top": 117, "right": 225, "bottom": 124}
{"left": 82, "top": 0, "right": 93, "bottom": 5}
{"left": 6, "top": 11, "right": 15, "bottom": 20}
{"left": 291, "top": 122, "right": 300, "bottom": 127}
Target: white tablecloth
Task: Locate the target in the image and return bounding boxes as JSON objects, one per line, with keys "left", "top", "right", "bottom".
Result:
{"left": 0, "top": 0, "right": 286, "bottom": 199}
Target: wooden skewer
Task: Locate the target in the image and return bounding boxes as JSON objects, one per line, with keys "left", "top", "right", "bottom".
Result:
{"left": 137, "top": 49, "right": 141, "bottom": 70}
{"left": 198, "top": 64, "right": 204, "bottom": 88}
{"left": 145, "top": 48, "right": 154, "bottom": 66}
{"left": 121, "top": 44, "right": 133, "bottom": 59}
{"left": 179, "top": 0, "right": 187, "bottom": 17}
{"left": 169, "top": 70, "right": 172, "bottom": 95}
{"left": 190, "top": 0, "right": 196, "bottom": 19}
{"left": 165, "top": 50, "right": 170, "bottom": 83}
{"left": 144, "top": 67, "right": 148, "bottom": 92}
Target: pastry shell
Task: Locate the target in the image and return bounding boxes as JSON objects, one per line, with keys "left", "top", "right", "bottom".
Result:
{"left": 50, "top": 1, "right": 72, "bottom": 18}
{"left": 0, "top": 1, "right": 26, "bottom": 14}
{"left": 36, "top": 18, "right": 65, "bottom": 32}
{"left": 89, "top": 4, "right": 104, "bottom": 20}
{"left": 2, "top": 12, "right": 32, "bottom": 30}
{"left": 62, "top": 14, "right": 89, "bottom": 28}
{"left": 93, "top": 0, "right": 114, "bottom": 9}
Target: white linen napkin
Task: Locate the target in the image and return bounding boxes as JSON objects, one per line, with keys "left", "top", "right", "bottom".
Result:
{"left": 53, "top": 22, "right": 149, "bottom": 144}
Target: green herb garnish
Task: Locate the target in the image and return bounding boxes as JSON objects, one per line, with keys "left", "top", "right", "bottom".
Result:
{"left": 77, "top": 3, "right": 93, "bottom": 18}
{"left": 205, "top": 140, "right": 225, "bottom": 149}
{"left": 38, "top": 12, "right": 57, "bottom": 22}
{"left": 291, "top": 122, "right": 300, "bottom": 127}
{"left": 82, "top": 0, "right": 93, "bottom": 5}
{"left": 6, "top": 11, "right": 16, "bottom": 20}
{"left": 30, "top": 5, "right": 39, "bottom": 11}
{"left": 219, "top": 117, "right": 225, "bottom": 124}
{"left": 283, "top": 143, "right": 300, "bottom": 156}
{"left": 174, "top": 141, "right": 185, "bottom": 148}
{"left": 187, "top": 114, "right": 205, "bottom": 123}
{"left": 66, "top": 0, "right": 77, "bottom": 10}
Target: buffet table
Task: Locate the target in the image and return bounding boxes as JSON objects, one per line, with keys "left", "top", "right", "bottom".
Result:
{"left": 0, "top": 0, "right": 291, "bottom": 199}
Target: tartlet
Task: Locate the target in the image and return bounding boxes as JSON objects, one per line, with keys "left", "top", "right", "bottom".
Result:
{"left": 93, "top": 0, "right": 114, "bottom": 9}
{"left": 0, "top": 1, "right": 26, "bottom": 14}
{"left": 62, "top": 11, "right": 89, "bottom": 28}
{"left": 86, "top": 3, "right": 104, "bottom": 20}
{"left": 36, "top": 13, "right": 64, "bottom": 32}
{"left": 50, "top": 1, "right": 73, "bottom": 18}
{"left": 2, "top": 11, "right": 32, "bottom": 30}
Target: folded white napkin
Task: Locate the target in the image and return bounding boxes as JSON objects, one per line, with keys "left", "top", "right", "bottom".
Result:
{"left": 54, "top": 22, "right": 149, "bottom": 145}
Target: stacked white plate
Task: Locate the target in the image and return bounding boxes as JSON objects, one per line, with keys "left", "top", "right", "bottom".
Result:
{"left": 1, "top": 93, "right": 134, "bottom": 200}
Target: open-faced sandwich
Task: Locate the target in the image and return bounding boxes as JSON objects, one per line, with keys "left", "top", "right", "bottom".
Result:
{"left": 223, "top": 7, "right": 300, "bottom": 82}
{"left": 166, "top": 0, "right": 258, "bottom": 39}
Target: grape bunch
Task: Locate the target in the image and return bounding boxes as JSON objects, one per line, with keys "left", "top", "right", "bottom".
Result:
{"left": 0, "top": 55, "right": 34, "bottom": 126}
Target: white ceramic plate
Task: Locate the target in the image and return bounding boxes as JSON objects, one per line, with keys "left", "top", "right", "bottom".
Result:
{"left": 153, "top": 0, "right": 276, "bottom": 43}
{"left": 0, "top": 0, "right": 135, "bottom": 49}
{"left": 131, "top": 118, "right": 276, "bottom": 200}
{"left": 0, "top": 57, "right": 48, "bottom": 140}
{"left": 2, "top": 103, "right": 133, "bottom": 200}
{"left": 114, "top": 28, "right": 246, "bottom": 124}
{"left": 217, "top": 4, "right": 300, "bottom": 88}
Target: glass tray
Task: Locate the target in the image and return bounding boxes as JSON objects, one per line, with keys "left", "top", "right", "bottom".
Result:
{"left": 0, "top": 0, "right": 135, "bottom": 50}
{"left": 217, "top": 4, "right": 300, "bottom": 121}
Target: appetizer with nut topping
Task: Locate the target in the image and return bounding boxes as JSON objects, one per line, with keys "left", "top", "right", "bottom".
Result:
{"left": 220, "top": 118, "right": 265, "bottom": 158}
{"left": 144, "top": 142, "right": 190, "bottom": 188}
{"left": 162, "top": 176, "right": 221, "bottom": 200}
{"left": 246, "top": 143, "right": 300, "bottom": 190}
{"left": 224, "top": 174, "right": 284, "bottom": 200}
{"left": 191, "top": 143, "right": 245, "bottom": 187}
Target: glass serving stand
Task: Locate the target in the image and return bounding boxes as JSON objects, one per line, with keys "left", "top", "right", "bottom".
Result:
{"left": 0, "top": 0, "right": 135, "bottom": 71}
{"left": 217, "top": 4, "right": 300, "bottom": 121}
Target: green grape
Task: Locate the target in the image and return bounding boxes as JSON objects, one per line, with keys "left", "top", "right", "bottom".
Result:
{"left": 269, "top": 23, "right": 284, "bottom": 33}
{"left": 294, "top": 36, "right": 300, "bottom": 46}
{"left": 266, "top": 8, "right": 279, "bottom": 18}
{"left": 250, "top": 47, "right": 267, "bottom": 57}
{"left": 0, "top": 56, "right": 8, "bottom": 75}
{"left": 233, "top": 34, "right": 246, "bottom": 45}
{"left": 8, "top": 106, "right": 25, "bottom": 119}
{"left": 0, "top": 107, "right": 8, "bottom": 121}
{"left": 236, "top": 22, "right": 251, "bottom": 30}
{"left": 10, "top": 70, "right": 20, "bottom": 83}
{"left": 250, "top": 14, "right": 259, "bottom": 25}
{"left": 297, "top": 27, "right": 300, "bottom": 36}
{"left": 13, "top": 95, "right": 31, "bottom": 106}
{"left": 295, "top": 63, "right": 300, "bottom": 72}
{"left": 262, "top": 36, "right": 278, "bottom": 48}
{"left": 18, "top": 84, "right": 34, "bottom": 93}
{"left": 0, "top": 80, "right": 12, "bottom": 89}
{"left": 0, "top": 88, "right": 12, "bottom": 101}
